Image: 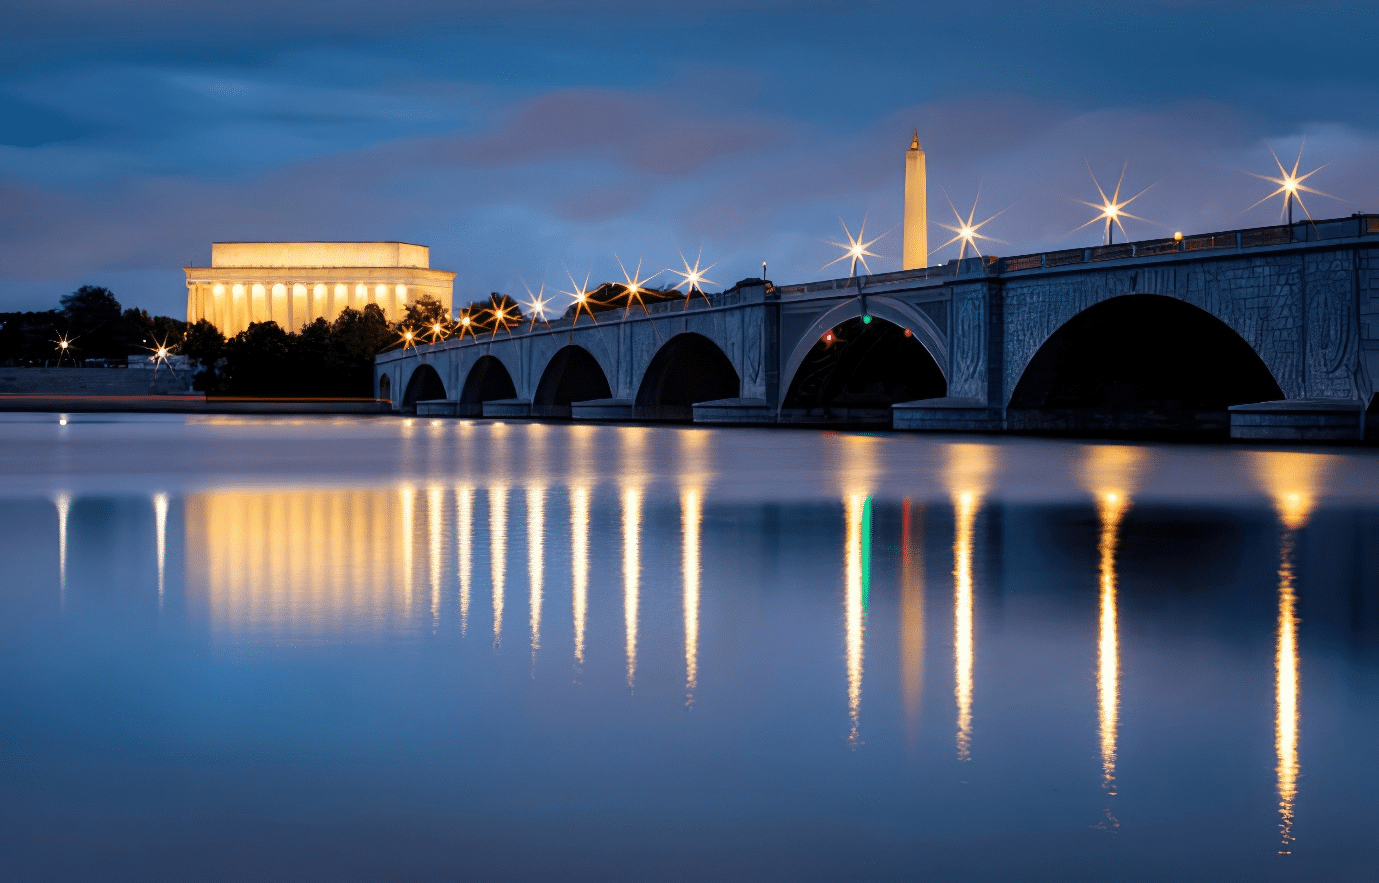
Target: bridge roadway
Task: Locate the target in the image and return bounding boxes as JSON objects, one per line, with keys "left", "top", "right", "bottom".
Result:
{"left": 375, "top": 215, "right": 1379, "bottom": 441}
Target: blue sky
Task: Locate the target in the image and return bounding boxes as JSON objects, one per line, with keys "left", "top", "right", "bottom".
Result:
{"left": 3, "top": 0, "right": 1377, "bottom": 317}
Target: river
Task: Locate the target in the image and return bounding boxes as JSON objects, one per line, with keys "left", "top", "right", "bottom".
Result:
{"left": 1, "top": 414, "right": 1376, "bottom": 880}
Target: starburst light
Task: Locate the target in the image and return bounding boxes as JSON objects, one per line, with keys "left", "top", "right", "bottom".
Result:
{"left": 397, "top": 327, "right": 418, "bottom": 351}
{"left": 522, "top": 282, "right": 553, "bottom": 331}
{"left": 935, "top": 185, "right": 1006, "bottom": 264}
{"left": 561, "top": 269, "right": 600, "bottom": 326}
{"left": 52, "top": 333, "right": 77, "bottom": 366}
{"left": 1075, "top": 163, "right": 1154, "bottom": 245}
{"left": 616, "top": 255, "right": 661, "bottom": 317}
{"left": 668, "top": 247, "right": 718, "bottom": 308}
{"left": 487, "top": 295, "right": 519, "bottom": 339}
{"left": 822, "top": 216, "right": 887, "bottom": 278}
{"left": 1245, "top": 138, "right": 1339, "bottom": 225}
{"left": 454, "top": 309, "right": 478, "bottom": 341}
{"left": 144, "top": 336, "right": 178, "bottom": 378}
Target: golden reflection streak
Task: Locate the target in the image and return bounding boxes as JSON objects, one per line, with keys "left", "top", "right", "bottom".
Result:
{"left": 570, "top": 486, "right": 590, "bottom": 671}
{"left": 456, "top": 487, "right": 473, "bottom": 635}
{"left": 844, "top": 494, "right": 867, "bottom": 747}
{"left": 900, "top": 498, "right": 925, "bottom": 745}
{"left": 623, "top": 486, "right": 642, "bottom": 690}
{"left": 1275, "top": 523, "right": 1300, "bottom": 855}
{"left": 490, "top": 486, "right": 508, "bottom": 646}
{"left": 1250, "top": 451, "right": 1328, "bottom": 855}
{"left": 1096, "top": 490, "right": 1129, "bottom": 825}
{"left": 427, "top": 485, "right": 444, "bottom": 629}
{"left": 400, "top": 486, "right": 416, "bottom": 610}
{"left": 682, "top": 487, "right": 702, "bottom": 708}
{"left": 153, "top": 493, "right": 169, "bottom": 607}
{"left": 946, "top": 443, "right": 993, "bottom": 762}
{"left": 55, "top": 492, "right": 70, "bottom": 604}
{"left": 528, "top": 486, "right": 545, "bottom": 666}
{"left": 952, "top": 489, "right": 978, "bottom": 761}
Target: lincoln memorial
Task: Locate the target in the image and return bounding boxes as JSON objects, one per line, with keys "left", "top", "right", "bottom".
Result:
{"left": 183, "top": 241, "right": 456, "bottom": 336}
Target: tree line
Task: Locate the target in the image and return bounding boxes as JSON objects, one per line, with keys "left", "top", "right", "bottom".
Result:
{"left": 0, "top": 285, "right": 532, "bottom": 398}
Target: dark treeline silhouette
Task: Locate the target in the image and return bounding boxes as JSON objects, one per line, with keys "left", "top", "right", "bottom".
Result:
{"left": 183, "top": 304, "right": 393, "bottom": 397}
{"left": 2, "top": 286, "right": 545, "bottom": 397}
{"left": 0, "top": 285, "right": 187, "bottom": 365}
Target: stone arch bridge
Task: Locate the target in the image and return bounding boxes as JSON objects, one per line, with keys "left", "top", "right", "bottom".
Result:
{"left": 376, "top": 215, "right": 1379, "bottom": 440}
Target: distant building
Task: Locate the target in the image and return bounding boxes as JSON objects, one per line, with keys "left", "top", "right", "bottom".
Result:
{"left": 183, "top": 242, "right": 456, "bottom": 336}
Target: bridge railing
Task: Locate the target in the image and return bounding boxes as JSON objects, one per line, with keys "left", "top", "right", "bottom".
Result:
{"left": 989, "top": 214, "right": 1376, "bottom": 276}
{"left": 775, "top": 214, "right": 1378, "bottom": 299}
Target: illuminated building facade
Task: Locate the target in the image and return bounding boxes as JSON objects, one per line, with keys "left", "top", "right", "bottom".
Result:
{"left": 183, "top": 241, "right": 456, "bottom": 336}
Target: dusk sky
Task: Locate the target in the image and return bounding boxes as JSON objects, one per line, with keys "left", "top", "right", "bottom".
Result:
{"left": 3, "top": 0, "right": 1377, "bottom": 318}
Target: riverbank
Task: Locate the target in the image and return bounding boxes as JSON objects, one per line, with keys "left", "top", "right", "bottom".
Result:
{"left": 0, "top": 395, "right": 392, "bottom": 414}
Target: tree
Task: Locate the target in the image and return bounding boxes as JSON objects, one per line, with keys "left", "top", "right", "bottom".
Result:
{"left": 221, "top": 321, "right": 291, "bottom": 395}
{"left": 182, "top": 320, "right": 226, "bottom": 392}
{"left": 327, "top": 304, "right": 393, "bottom": 395}
{"left": 402, "top": 294, "right": 447, "bottom": 329}
{"left": 61, "top": 285, "right": 121, "bottom": 331}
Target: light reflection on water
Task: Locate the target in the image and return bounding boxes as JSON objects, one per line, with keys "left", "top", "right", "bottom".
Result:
{"left": 6, "top": 417, "right": 1379, "bottom": 879}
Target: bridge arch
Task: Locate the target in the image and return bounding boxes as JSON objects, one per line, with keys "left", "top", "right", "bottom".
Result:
{"left": 460, "top": 355, "right": 517, "bottom": 406}
{"left": 781, "top": 295, "right": 947, "bottom": 409}
{"left": 378, "top": 373, "right": 391, "bottom": 401}
{"left": 634, "top": 332, "right": 740, "bottom": 419}
{"left": 782, "top": 313, "right": 947, "bottom": 418}
{"left": 1007, "top": 293, "right": 1283, "bottom": 421}
{"left": 534, "top": 345, "right": 613, "bottom": 410}
{"left": 402, "top": 363, "right": 445, "bottom": 409}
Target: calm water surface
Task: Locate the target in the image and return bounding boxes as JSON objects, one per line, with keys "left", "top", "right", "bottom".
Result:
{"left": 1, "top": 414, "right": 1377, "bottom": 881}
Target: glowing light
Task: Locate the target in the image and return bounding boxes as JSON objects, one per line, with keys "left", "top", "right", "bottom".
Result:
{"left": 561, "top": 268, "right": 599, "bottom": 326}
{"left": 427, "top": 321, "right": 448, "bottom": 344}
{"left": 861, "top": 314, "right": 873, "bottom": 324}
{"left": 935, "top": 185, "right": 1007, "bottom": 263}
{"left": 682, "top": 487, "right": 702, "bottom": 708}
{"left": 822, "top": 216, "right": 887, "bottom": 278}
{"left": 527, "top": 486, "right": 545, "bottom": 665}
{"left": 398, "top": 328, "right": 418, "bottom": 351}
{"left": 844, "top": 494, "right": 870, "bottom": 747}
{"left": 455, "top": 310, "right": 477, "bottom": 341}
{"left": 953, "top": 489, "right": 978, "bottom": 761}
{"left": 823, "top": 330, "right": 835, "bottom": 345}
{"left": 490, "top": 486, "right": 507, "bottom": 646}
{"left": 616, "top": 255, "right": 661, "bottom": 317}
{"left": 456, "top": 487, "right": 473, "bottom": 634}
{"left": 900, "top": 498, "right": 925, "bottom": 745}
{"left": 623, "top": 486, "right": 642, "bottom": 690}
{"left": 1075, "top": 163, "right": 1154, "bottom": 245}
{"left": 668, "top": 247, "right": 718, "bottom": 308}
{"left": 153, "top": 493, "right": 169, "bottom": 607}
{"left": 521, "top": 282, "right": 553, "bottom": 331}
{"left": 487, "top": 294, "right": 519, "bottom": 339}
{"left": 903, "top": 328, "right": 912, "bottom": 337}
{"left": 142, "top": 335, "right": 180, "bottom": 379}
{"left": 53, "top": 334, "right": 77, "bottom": 365}
{"left": 570, "top": 485, "right": 590, "bottom": 671}
{"left": 1246, "top": 139, "right": 1339, "bottom": 225}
